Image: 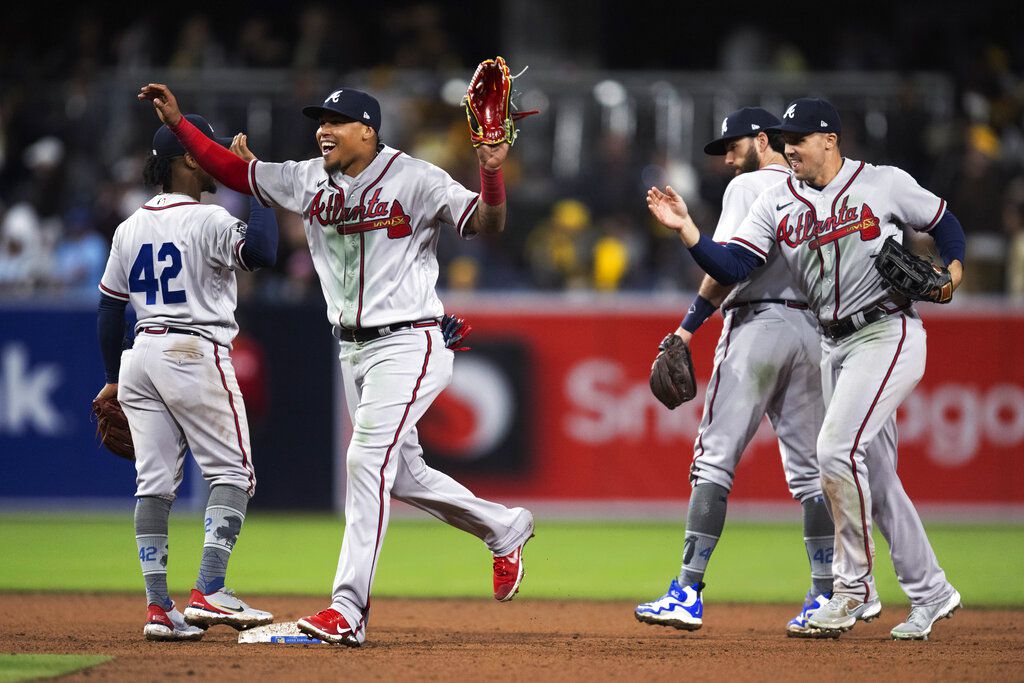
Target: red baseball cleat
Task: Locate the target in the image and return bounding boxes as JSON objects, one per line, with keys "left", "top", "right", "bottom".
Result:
{"left": 493, "top": 523, "right": 534, "bottom": 602}
{"left": 297, "top": 608, "right": 363, "bottom": 646}
{"left": 144, "top": 602, "right": 204, "bottom": 641}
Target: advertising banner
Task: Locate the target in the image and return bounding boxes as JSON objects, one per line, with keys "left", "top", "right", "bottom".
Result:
{"left": 420, "top": 301, "right": 1024, "bottom": 506}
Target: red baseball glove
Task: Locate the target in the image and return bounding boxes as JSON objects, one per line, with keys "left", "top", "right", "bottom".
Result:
{"left": 463, "top": 56, "right": 539, "bottom": 147}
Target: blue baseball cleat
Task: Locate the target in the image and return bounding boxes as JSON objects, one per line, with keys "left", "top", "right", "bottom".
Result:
{"left": 786, "top": 590, "right": 837, "bottom": 638}
{"left": 634, "top": 579, "right": 704, "bottom": 631}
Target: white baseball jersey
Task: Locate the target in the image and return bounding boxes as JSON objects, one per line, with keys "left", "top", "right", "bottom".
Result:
{"left": 245, "top": 146, "right": 478, "bottom": 329}
{"left": 729, "top": 158, "right": 947, "bottom": 322}
{"left": 711, "top": 163, "right": 801, "bottom": 308}
{"left": 99, "top": 193, "right": 251, "bottom": 347}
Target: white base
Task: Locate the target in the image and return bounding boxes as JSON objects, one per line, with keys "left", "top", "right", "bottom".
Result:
{"left": 238, "top": 621, "right": 325, "bottom": 644}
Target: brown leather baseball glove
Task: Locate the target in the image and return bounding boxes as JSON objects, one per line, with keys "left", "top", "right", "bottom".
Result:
{"left": 91, "top": 397, "right": 135, "bottom": 460}
{"left": 463, "top": 56, "right": 539, "bottom": 147}
{"left": 649, "top": 334, "right": 697, "bottom": 410}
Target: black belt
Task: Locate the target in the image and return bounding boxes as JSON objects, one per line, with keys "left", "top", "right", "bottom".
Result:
{"left": 724, "top": 298, "right": 809, "bottom": 312}
{"left": 338, "top": 319, "right": 438, "bottom": 343}
{"left": 821, "top": 302, "right": 910, "bottom": 340}
{"left": 141, "top": 326, "right": 202, "bottom": 337}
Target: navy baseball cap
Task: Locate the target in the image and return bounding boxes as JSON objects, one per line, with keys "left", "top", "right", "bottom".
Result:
{"left": 152, "top": 114, "right": 231, "bottom": 157}
{"left": 704, "top": 107, "right": 783, "bottom": 155}
{"left": 772, "top": 98, "right": 842, "bottom": 135}
{"left": 303, "top": 88, "right": 382, "bottom": 132}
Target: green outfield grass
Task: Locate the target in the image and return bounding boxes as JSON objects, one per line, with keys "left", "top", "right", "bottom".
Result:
{"left": 1, "top": 513, "right": 1021, "bottom": 606}
{"left": 0, "top": 654, "right": 111, "bottom": 682}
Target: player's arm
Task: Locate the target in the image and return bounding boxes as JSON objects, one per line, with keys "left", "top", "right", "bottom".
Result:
{"left": 888, "top": 166, "right": 966, "bottom": 291}
{"left": 96, "top": 293, "right": 128, "bottom": 398}
{"left": 647, "top": 185, "right": 764, "bottom": 285}
{"left": 466, "top": 143, "right": 509, "bottom": 235}
{"left": 927, "top": 210, "right": 966, "bottom": 290}
{"left": 138, "top": 83, "right": 252, "bottom": 195}
{"left": 673, "top": 276, "right": 733, "bottom": 344}
{"left": 238, "top": 197, "right": 279, "bottom": 269}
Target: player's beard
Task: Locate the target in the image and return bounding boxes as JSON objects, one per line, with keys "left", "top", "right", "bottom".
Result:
{"left": 199, "top": 170, "right": 217, "bottom": 194}
{"left": 735, "top": 145, "right": 759, "bottom": 175}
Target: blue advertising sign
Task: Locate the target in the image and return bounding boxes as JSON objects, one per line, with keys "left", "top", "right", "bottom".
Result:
{"left": 0, "top": 305, "right": 196, "bottom": 506}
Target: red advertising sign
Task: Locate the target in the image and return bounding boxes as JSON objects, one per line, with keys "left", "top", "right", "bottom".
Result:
{"left": 420, "top": 300, "right": 1024, "bottom": 505}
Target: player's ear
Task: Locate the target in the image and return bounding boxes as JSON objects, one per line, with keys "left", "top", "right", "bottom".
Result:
{"left": 183, "top": 153, "right": 199, "bottom": 170}
{"left": 757, "top": 131, "right": 770, "bottom": 152}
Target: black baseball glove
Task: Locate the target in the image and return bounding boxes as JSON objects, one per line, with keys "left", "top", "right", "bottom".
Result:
{"left": 649, "top": 334, "right": 696, "bottom": 410}
{"left": 441, "top": 314, "right": 473, "bottom": 351}
{"left": 874, "top": 236, "right": 953, "bottom": 304}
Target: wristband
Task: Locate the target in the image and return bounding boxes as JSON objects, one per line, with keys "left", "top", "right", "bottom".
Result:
{"left": 480, "top": 166, "right": 505, "bottom": 206}
{"left": 680, "top": 295, "right": 717, "bottom": 334}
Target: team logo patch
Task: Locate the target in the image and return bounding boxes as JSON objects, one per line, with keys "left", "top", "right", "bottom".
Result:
{"left": 784, "top": 103, "right": 797, "bottom": 119}
{"left": 327, "top": 90, "right": 343, "bottom": 103}
{"left": 721, "top": 118, "right": 728, "bottom": 135}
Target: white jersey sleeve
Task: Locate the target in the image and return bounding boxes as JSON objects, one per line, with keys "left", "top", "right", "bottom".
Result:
{"left": 423, "top": 165, "right": 479, "bottom": 237}
{"left": 711, "top": 182, "right": 761, "bottom": 243}
{"left": 249, "top": 158, "right": 320, "bottom": 213}
{"left": 98, "top": 228, "right": 130, "bottom": 301}
{"left": 199, "top": 207, "right": 251, "bottom": 272}
{"left": 727, "top": 191, "right": 777, "bottom": 264}
{"left": 887, "top": 166, "right": 947, "bottom": 232}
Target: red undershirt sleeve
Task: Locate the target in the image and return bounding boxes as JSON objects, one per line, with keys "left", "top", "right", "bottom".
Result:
{"left": 169, "top": 117, "right": 252, "bottom": 195}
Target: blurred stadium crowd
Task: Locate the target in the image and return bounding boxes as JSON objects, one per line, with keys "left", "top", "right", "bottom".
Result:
{"left": 2, "top": 4, "right": 1023, "bottom": 301}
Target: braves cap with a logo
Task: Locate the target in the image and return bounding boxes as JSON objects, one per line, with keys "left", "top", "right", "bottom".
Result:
{"left": 703, "top": 107, "right": 783, "bottom": 155}
{"left": 152, "top": 114, "right": 232, "bottom": 157}
{"left": 771, "top": 98, "right": 842, "bottom": 135}
{"left": 303, "top": 88, "right": 382, "bottom": 132}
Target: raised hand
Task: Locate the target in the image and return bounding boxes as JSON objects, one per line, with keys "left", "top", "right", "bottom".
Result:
{"left": 138, "top": 83, "right": 182, "bottom": 127}
{"left": 646, "top": 186, "right": 690, "bottom": 232}
{"left": 231, "top": 133, "right": 257, "bottom": 162}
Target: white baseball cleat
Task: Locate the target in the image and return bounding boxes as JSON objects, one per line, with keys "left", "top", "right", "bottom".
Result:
{"left": 806, "top": 594, "right": 882, "bottom": 633}
{"left": 891, "top": 590, "right": 961, "bottom": 641}
{"left": 183, "top": 588, "right": 273, "bottom": 630}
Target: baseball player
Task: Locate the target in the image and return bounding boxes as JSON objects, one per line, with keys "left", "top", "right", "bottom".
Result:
{"left": 648, "top": 98, "right": 965, "bottom": 640}
{"left": 139, "top": 83, "right": 535, "bottom": 647}
{"left": 95, "top": 116, "right": 278, "bottom": 640}
{"left": 635, "top": 108, "right": 835, "bottom": 637}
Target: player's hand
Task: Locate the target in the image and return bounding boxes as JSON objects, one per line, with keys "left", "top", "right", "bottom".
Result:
{"left": 647, "top": 186, "right": 690, "bottom": 231}
{"left": 476, "top": 142, "right": 509, "bottom": 171}
{"left": 138, "top": 83, "right": 182, "bottom": 127}
{"left": 231, "top": 133, "right": 257, "bottom": 162}
{"left": 94, "top": 383, "right": 118, "bottom": 402}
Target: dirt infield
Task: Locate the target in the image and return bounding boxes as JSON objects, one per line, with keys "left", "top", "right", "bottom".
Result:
{"left": 1, "top": 594, "right": 1021, "bottom": 681}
